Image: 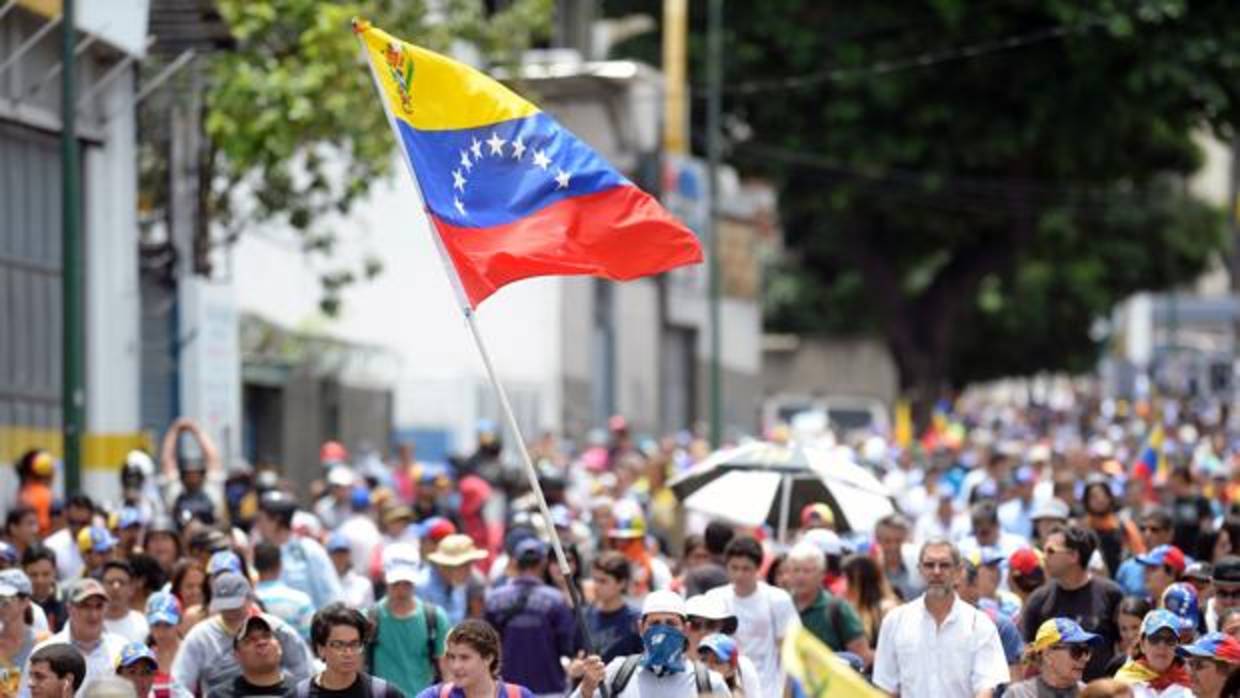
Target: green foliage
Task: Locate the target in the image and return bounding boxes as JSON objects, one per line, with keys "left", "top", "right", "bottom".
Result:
{"left": 605, "top": 0, "right": 1238, "bottom": 407}
{"left": 146, "top": 0, "right": 552, "bottom": 314}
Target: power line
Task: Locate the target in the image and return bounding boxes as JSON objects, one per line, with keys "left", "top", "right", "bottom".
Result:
{"left": 716, "top": 19, "right": 1103, "bottom": 96}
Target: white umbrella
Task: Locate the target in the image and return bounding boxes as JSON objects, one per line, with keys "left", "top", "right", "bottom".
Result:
{"left": 670, "top": 441, "right": 896, "bottom": 539}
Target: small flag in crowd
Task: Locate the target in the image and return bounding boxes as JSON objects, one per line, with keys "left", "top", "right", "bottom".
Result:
{"left": 352, "top": 20, "right": 703, "bottom": 308}
{"left": 782, "top": 625, "right": 884, "bottom": 698}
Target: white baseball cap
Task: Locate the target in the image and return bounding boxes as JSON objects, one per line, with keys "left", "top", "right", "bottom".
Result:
{"left": 641, "top": 590, "right": 687, "bottom": 618}
{"left": 383, "top": 542, "right": 421, "bottom": 585}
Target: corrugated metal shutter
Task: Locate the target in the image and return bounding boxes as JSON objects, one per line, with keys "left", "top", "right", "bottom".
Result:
{"left": 0, "top": 121, "right": 64, "bottom": 463}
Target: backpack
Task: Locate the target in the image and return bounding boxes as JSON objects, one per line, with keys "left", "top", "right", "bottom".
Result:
{"left": 367, "top": 599, "right": 442, "bottom": 682}
{"left": 438, "top": 682, "right": 522, "bottom": 698}
{"left": 295, "top": 674, "right": 389, "bottom": 698}
{"left": 609, "top": 655, "right": 714, "bottom": 697}
{"left": 822, "top": 595, "right": 847, "bottom": 649}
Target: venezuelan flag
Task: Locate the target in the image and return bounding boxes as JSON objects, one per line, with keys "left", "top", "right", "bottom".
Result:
{"left": 782, "top": 625, "right": 884, "bottom": 698}
{"left": 353, "top": 20, "right": 703, "bottom": 308}
{"left": 1132, "top": 423, "right": 1166, "bottom": 484}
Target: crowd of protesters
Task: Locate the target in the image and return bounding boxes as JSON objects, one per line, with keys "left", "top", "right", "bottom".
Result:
{"left": 9, "top": 395, "right": 1240, "bottom": 698}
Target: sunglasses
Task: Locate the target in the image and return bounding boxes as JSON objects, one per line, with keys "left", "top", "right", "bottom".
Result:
{"left": 1216, "top": 587, "right": 1240, "bottom": 600}
{"left": 1145, "top": 633, "right": 1179, "bottom": 648}
{"left": 1189, "top": 657, "right": 1227, "bottom": 672}
{"left": 1051, "top": 644, "right": 1092, "bottom": 660}
{"left": 688, "top": 618, "right": 723, "bottom": 632}
{"left": 1141, "top": 525, "right": 1169, "bottom": 533}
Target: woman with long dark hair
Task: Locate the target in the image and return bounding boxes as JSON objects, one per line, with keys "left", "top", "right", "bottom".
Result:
{"left": 842, "top": 554, "right": 899, "bottom": 648}
{"left": 1082, "top": 477, "right": 1141, "bottom": 577}
{"left": 169, "top": 559, "right": 209, "bottom": 631}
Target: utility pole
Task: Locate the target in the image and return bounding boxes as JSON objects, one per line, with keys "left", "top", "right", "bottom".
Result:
{"left": 61, "top": 0, "right": 83, "bottom": 494}
{"left": 706, "top": 0, "right": 723, "bottom": 448}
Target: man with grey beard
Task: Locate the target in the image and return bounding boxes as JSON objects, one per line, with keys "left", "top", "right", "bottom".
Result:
{"left": 872, "top": 538, "right": 1008, "bottom": 698}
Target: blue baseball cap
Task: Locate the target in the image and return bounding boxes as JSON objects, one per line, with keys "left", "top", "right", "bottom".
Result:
{"left": 1031, "top": 618, "right": 1102, "bottom": 652}
{"left": 1162, "top": 582, "right": 1200, "bottom": 631}
{"left": 116, "top": 506, "right": 144, "bottom": 530}
{"left": 698, "top": 633, "right": 738, "bottom": 664}
{"left": 514, "top": 538, "right": 548, "bottom": 563}
{"left": 145, "top": 591, "right": 181, "bottom": 626}
{"left": 116, "top": 642, "right": 158, "bottom": 670}
{"left": 1178, "top": 632, "right": 1240, "bottom": 663}
{"left": 77, "top": 526, "right": 117, "bottom": 554}
{"left": 1137, "top": 545, "right": 1188, "bottom": 574}
{"left": 350, "top": 486, "right": 370, "bottom": 511}
{"left": 325, "top": 532, "right": 351, "bottom": 553}
{"left": 207, "top": 550, "right": 243, "bottom": 577}
{"left": 1142, "top": 609, "right": 1184, "bottom": 637}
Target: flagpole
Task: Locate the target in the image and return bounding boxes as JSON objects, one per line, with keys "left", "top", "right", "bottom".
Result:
{"left": 461, "top": 305, "right": 589, "bottom": 608}
{"left": 351, "top": 20, "right": 595, "bottom": 653}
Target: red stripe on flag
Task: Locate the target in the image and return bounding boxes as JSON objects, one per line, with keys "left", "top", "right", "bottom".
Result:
{"left": 430, "top": 185, "right": 703, "bottom": 307}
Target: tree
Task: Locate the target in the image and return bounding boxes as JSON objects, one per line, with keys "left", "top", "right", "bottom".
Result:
{"left": 605, "top": 0, "right": 1239, "bottom": 425}
{"left": 140, "top": 0, "right": 552, "bottom": 314}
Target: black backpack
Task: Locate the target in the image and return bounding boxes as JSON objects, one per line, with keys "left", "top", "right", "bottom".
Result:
{"left": 608, "top": 655, "right": 715, "bottom": 697}
{"left": 296, "top": 675, "right": 390, "bottom": 698}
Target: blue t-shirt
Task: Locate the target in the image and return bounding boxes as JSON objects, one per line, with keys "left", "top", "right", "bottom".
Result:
{"left": 484, "top": 577, "right": 576, "bottom": 694}
{"left": 1114, "top": 557, "right": 1148, "bottom": 598}
{"left": 583, "top": 604, "right": 643, "bottom": 663}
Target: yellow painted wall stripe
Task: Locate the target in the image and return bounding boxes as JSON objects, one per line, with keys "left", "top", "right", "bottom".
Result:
{"left": 0, "top": 427, "right": 152, "bottom": 471}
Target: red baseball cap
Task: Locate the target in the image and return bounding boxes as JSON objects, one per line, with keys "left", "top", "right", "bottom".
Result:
{"left": 1138, "top": 545, "right": 1187, "bottom": 575}
{"left": 1009, "top": 548, "right": 1043, "bottom": 576}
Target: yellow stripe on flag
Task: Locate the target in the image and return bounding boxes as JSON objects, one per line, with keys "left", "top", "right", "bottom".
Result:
{"left": 781, "top": 626, "right": 885, "bottom": 698}
{"left": 894, "top": 400, "right": 912, "bottom": 448}
{"left": 353, "top": 18, "right": 540, "bottom": 132}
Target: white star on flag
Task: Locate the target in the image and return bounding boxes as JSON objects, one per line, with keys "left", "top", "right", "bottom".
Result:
{"left": 470, "top": 138, "right": 483, "bottom": 159}
{"left": 554, "top": 168, "right": 571, "bottom": 189}
{"left": 532, "top": 149, "right": 551, "bottom": 170}
{"left": 452, "top": 169, "right": 466, "bottom": 192}
{"left": 460, "top": 150, "right": 472, "bottom": 171}
{"left": 454, "top": 197, "right": 466, "bottom": 215}
{"left": 486, "top": 132, "right": 506, "bottom": 156}
{"left": 511, "top": 137, "right": 526, "bottom": 160}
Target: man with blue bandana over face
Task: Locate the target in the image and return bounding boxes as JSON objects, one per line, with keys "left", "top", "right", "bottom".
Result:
{"left": 571, "top": 590, "right": 729, "bottom": 698}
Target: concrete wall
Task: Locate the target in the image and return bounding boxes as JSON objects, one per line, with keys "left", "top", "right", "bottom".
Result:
{"left": 761, "top": 336, "right": 899, "bottom": 408}
{"left": 615, "top": 278, "right": 661, "bottom": 435}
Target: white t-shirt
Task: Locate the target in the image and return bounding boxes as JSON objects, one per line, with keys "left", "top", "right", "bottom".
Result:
{"left": 105, "top": 609, "right": 150, "bottom": 644}
{"left": 708, "top": 583, "right": 798, "bottom": 698}
{"left": 45, "top": 529, "right": 83, "bottom": 581}
{"left": 569, "top": 658, "right": 729, "bottom": 698}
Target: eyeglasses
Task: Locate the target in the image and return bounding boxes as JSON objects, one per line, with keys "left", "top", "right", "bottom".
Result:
{"left": 1050, "top": 644, "right": 1092, "bottom": 660}
{"left": 920, "top": 561, "right": 955, "bottom": 571}
{"left": 1189, "top": 658, "right": 1227, "bottom": 672}
{"left": 1145, "top": 633, "right": 1179, "bottom": 648}
{"left": 326, "top": 640, "right": 364, "bottom": 652}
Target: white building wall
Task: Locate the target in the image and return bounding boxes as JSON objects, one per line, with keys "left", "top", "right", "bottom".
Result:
{"left": 82, "top": 70, "right": 143, "bottom": 503}
{"left": 615, "top": 278, "right": 660, "bottom": 433}
{"left": 234, "top": 160, "right": 566, "bottom": 456}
